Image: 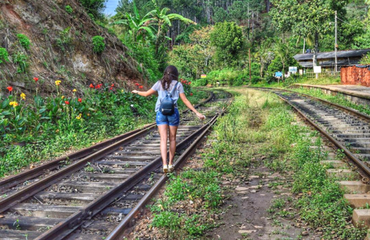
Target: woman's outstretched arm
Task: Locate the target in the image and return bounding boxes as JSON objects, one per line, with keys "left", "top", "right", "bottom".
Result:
{"left": 179, "top": 93, "right": 205, "bottom": 120}
{"left": 132, "top": 89, "right": 156, "bottom": 97}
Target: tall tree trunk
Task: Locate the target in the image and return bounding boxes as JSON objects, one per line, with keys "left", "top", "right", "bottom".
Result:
{"left": 313, "top": 31, "right": 319, "bottom": 67}
{"left": 314, "top": 31, "right": 319, "bottom": 78}
{"left": 260, "top": 57, "right": 263, "bottom": 78}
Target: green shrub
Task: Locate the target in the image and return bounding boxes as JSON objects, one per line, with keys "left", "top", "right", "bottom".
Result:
{"left": 0, "top": 47, "right": 9, "bottom": 64}
{"left": 251, "top": 76, "right": 260, "bottom": 84}
{"left": 265, "top": 75, "right": 276, "bottom": 84}
{"left": 65, "top": 5, "right": 73, "bottom": 14}
{"left": 13, "top": 52, "right": 29, "bottom": 73}
{"left": 194, "top": 78, "right": 207, "bottom": 86}
{"left": 232, "top": 75, "right": 245, "bottom": 86}
{"left": 360, "top": 52, "right": 370, "bottom": 65}
{"left": 56, "top": 27, "right": 72, "bottom": 51}
{"left": 92, "top": 36, "right": 105, "bottom": 54}
{"left": 17, "top": 34, "right": 30, "bottom": 50}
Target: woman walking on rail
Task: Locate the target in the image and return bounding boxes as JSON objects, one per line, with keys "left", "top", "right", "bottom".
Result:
{"left": 132, "top": 65, "right": 205, "bottom": 173}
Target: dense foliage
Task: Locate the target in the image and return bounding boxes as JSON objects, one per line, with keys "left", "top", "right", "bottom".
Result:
{"left": 79, "top": 0, "right": 107, "bottom": 19}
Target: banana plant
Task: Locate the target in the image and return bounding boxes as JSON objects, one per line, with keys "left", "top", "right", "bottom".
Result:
{"left": 111, "top": 1, "right": 156, "bottom": 43}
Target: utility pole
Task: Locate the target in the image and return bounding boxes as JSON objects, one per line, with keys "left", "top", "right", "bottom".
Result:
{"left": 335, "top": 10, "right": 338, "bottom": 73}
{"left": 249, "top": 48, "right": 252, "bottom": 83}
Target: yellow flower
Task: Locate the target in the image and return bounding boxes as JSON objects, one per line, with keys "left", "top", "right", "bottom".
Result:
{"left": 121, "top": 89, "right": 124, "bottom": 93}
{"left": 61, "top": 96, "right": 65, "bottom": 99}
{"left": 76, "top": 113, "right": 82, "bottom": 120}
{"left": 55, "top": 80, "right": 61, "bottom": 86}
{"left": 20, "top": 93, "right": 26, "bottom": 100}
{"left": 9, "top": 101, "right": 19, "bottom": 107}
{"left": 73, "top": 89, "right": 77, "bottom": 92}
{"left": 87, "top": 113, "right": 90, "bottom": 116}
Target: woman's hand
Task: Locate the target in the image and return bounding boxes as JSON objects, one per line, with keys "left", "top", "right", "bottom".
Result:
{"left": 132, "top": 90, "right": 138, "bottom": 94}
{"left": 196, "top": 112, "right": 206, "bottom": 120}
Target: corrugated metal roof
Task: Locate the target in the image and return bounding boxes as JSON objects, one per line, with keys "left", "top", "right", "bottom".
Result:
{"left": 294, "top": 49, "right": 370, "bottom": 61}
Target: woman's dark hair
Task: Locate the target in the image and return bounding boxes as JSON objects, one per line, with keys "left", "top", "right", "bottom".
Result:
{"left": 161, "top": 65, "right": 178, "bottom": 90}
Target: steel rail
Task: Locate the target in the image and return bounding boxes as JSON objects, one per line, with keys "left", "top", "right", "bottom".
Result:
{"left": 269, "top": 90, "right": 370, "bottom": 178}
{"left": 105, "top": 114, "right": 220, "bottom": 240}
{"left": 257, "top": 87, "right": 370, "bottom": 124}
{"left": 0, "top": 91, "right": 214, "bottom": 192}
{"left": 0, "top": 125, "right": 156, "bottom": 213}
{"left": 0, "top": 124, "right": 155, "bottom": 192}
{"left": 35, "top": 115, "right": 219, "bottom": 240}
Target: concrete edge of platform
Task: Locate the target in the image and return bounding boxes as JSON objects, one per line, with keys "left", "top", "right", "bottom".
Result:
{"left": 293, "top": 84, "right": 370, "bottom": 100}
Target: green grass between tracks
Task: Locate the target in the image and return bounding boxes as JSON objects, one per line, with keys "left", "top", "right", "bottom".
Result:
{"left": 149, "top": 88, "right": 366, "bottom": 239}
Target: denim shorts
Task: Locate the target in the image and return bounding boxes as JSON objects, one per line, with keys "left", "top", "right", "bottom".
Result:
{"left": 156, "top": 108, "right": 180, "bottom": 126}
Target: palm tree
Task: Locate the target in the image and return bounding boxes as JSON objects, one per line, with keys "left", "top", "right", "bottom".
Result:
{"left": 147, "top": 0, "right": 196, "bottom": 57}
{"left": 274, "top": 40, "right": 290, "bottom": 82}
{"left": 255, "top": 38, "right": 273, "bottom": 78}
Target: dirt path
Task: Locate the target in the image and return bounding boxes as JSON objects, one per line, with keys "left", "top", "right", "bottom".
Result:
{"left": 208, "top": 164, "right": 317, "bottom": 240}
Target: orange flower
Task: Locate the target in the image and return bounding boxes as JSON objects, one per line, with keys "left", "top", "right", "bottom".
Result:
{"left": 78, "top": 98, "right": 82, "bottom": 103}
{"left": 7, "top": 86, "right": 13, "bottom": 92}
{"left": 89, "top": 84, "right": 94, "bottom": 88}
{"left": 139, "top": 85, "right": 143, "bottom": 89}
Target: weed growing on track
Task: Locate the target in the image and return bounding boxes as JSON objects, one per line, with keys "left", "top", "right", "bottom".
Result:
{"left": 236, "top": 88, "right": 366, "bottom": 239}
{"left": 151, "top": 170, "right": 222, "bottom": 238}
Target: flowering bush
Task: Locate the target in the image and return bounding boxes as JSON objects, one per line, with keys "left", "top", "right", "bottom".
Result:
{"left": 180, "top": 78, "right": 192, "bottom": 95}
{"left": 0, "top": 78, "right": 207, "bottom": 177}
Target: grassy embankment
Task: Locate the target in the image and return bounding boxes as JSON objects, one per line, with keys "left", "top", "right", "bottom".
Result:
{"left": 252, "top": 76, "right": 341, "bottom": 88}
{"left": 147, "top": 88, "right": 366, "bottom": 239}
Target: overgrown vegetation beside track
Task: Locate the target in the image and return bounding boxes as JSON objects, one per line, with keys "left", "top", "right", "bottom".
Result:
{"left": 0, "top": 83, "right": 207, "bottom": 178}
{"left": 146, "top": 88, "right": 365, "bottom": 239}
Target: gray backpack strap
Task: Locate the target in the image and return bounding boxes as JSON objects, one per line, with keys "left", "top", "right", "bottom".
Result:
{"left": 170, "top": 82, "right": 179, "bottom": 97}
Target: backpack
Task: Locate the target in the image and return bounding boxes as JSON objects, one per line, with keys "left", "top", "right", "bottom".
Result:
{"left": 160, "top": 82, "right": 179, "bottom": 115}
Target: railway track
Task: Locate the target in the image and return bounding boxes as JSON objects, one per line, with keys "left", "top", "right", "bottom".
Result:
{"left": 261, "top": 88, "right": 370, "bottom": 179}
{"left": 0, "top": 91, "right": 215, "bottom": 196}
{"left": 0, "top": 90, "right": 231, "bottom": 240}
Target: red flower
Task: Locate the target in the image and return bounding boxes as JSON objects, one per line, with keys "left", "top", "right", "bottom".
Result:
{"left": 109, "top": 87, "right": 113, "bottom": 90}
{"left": 135, "top": 83, "right": 140, "bottom": 86}
{"left": 95, "top": 84, "right": 102, "bottom": 89}
{"left": 139, "top": 85, "right": 143, "bottom": 89}
{"left": 33, "top": 77, "right": 39, "bottom": 82}
{"left": 78, "top": 98, "right": 82, "bottom": 103}
{"left": 188, "top": 82, "right": 191, "bottom": 85}
{"left": 190, "top": 93, "right": 193, "bottom": 96}
{"left": 6, "top": 86, "right": 13, "bottom": 92}
{"left": 65, "top": 101, "right": 70, "bottom": 105}
{"left": 111, "top": 84, "right": 114, "bottom": 87}
{"left": 89, "top": 84, "right": 94, "bottom": 88}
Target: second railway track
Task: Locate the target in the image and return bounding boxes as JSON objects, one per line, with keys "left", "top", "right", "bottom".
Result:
{"left": 261, "top": 88, "right": 370, "bottom": 179}
{"left": 0, "top": 90, "right": 232, "bottom": 240}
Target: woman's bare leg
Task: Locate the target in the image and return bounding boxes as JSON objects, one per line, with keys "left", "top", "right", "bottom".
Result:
{"left": 169, "top": 126, "right": 178, "bottom": 165}
{"left": 158, "top": 125, "right": 169, "bottom": 167}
